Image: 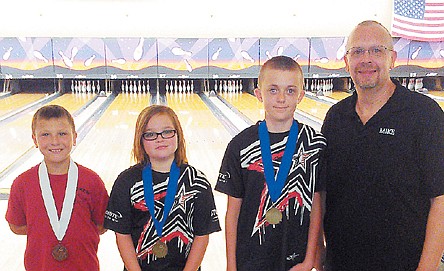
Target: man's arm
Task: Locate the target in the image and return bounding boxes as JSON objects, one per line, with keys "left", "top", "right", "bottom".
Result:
{"left": 225, "top": 196, "right": 242, "bottom": 271}
{"left": 417, "top": 194, "right": 444, "bottom": 271}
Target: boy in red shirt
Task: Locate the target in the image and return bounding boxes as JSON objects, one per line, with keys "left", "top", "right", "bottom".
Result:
{"left": 6, "top": 104, "right": 109, "bottom": 271}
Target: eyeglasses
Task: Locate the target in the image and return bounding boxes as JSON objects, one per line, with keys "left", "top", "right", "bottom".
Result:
{"left": 142, "top": 129, "right": 176, "bottom": 141}
{"left": 345, "top": 45, "right": 393, "bottom": 58}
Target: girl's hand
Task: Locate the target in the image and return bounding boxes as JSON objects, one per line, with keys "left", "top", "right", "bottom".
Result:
{"left": 288, "top": 261, "right": 315, "bottom": 271}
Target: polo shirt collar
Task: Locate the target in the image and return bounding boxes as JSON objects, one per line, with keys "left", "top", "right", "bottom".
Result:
{"left": 345, "top": 79, "right": 408, "bottom": 121}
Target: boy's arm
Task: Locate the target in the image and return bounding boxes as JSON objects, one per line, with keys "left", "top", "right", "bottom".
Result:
{"left": 289, "top": 192, "right": 322, "bottom": 271}
{"left": 183, "top": 235, "right": 209, "bottom": 271}
{"left": 8, "top": 223, "right": 27, "bottom": 235}
{"left": 314, "top": 191, "right": 327, "bottom": 271}
{"left": 417, "top": 194, "right": 444, "bottom": 271}
{"left": 226, "top": 196, "right": 242, "bottom": 271}
{"left": 115, "top": 232, "right": 142, "bottom": 271}
{"left": 97, "top": 224, "right": 107, "bottom": 235}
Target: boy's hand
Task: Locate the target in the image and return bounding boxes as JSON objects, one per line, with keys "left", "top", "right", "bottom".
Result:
{"left": 8, "top": 223, "right": 28, "bottom": 235}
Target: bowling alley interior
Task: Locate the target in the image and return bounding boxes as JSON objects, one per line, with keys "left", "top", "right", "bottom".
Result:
{"left": 1, "top": 0, "right": 443, "bottom": 270}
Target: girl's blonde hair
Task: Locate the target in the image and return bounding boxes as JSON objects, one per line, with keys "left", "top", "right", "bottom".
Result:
{"left": 132, "top": 105, "right": 187, "bottom": 166}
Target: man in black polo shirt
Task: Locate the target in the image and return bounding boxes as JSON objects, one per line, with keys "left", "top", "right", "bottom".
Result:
{"left": 320, "top": 20, "right": 444, "bottom": 271}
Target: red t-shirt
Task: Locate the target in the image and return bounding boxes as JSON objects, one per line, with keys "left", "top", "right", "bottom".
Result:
{"left": 6, "top": 163, "right": 109, "bottom": 271}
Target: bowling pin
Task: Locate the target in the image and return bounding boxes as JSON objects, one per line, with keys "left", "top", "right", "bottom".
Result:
{"left": 407, "top": 78, "right": 414, "bottom": 91}
{"left": 134, "top": 37, "right": 144, "bottom": 61}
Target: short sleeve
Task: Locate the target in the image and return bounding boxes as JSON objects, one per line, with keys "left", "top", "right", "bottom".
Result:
{"left": 192, "top": 176, "right": 221, "bottom": 236}
{"left": 104, "top": 172, "right": 134, "bottom": 234}
{"left": 89, "top": 173, "right": 109, "bottom": 226}
{"left": 215, "top": 139, "right": 244, "bottom": 198}
{"left": 5, "top": 176, "right": 27, "bottom": 226}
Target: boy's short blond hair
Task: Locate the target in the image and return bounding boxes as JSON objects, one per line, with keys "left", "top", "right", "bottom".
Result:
{"left": 32, "top": 105, "right": 76, "bottom": 135}
{"left": 258, "top": 56, "right": 304, "bottom": 88}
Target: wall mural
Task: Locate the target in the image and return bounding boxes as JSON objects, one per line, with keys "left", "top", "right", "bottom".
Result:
{"left": 0, "top": 37, "right": 53, "bottom": 78}
{"left": 209, "top": 38, "right": 260, "bottom": 78}
{"left": 158, "top": 38, "right": 209, "bottom": 78}
{"left": 105, "top": 37, "right": 157, "bottom": 78}
{"left": 259, "top": 38, "right": 310, "bottom": 75}
{"left": 0, "top": 37, "right": 442, "bottom": 79}
{"left": 53, "top": 38, "right": 107, "bottom": 78}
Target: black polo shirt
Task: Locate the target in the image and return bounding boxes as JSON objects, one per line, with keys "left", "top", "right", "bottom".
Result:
{"left": 321, "top": 80, "right": 444, "bottom": 271}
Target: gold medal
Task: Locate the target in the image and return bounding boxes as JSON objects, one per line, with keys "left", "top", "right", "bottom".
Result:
{"left": 152, "top": 240, "right": 168, "bottom": 258}
{"left": 52, "top": 243, "right": 68, "bottom": 261}
{"left": 265, "top": 207, "right": 282, "bottom": 225}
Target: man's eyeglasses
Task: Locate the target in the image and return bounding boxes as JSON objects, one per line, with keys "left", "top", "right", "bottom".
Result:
{"left": 345, "top": 45, "right": 393, "bottom": 58}
{"left": 142, "top": 129, "right": 176, "bottom": 141}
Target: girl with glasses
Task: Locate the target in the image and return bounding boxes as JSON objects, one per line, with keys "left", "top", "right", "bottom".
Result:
{"left": 104, "top": 105, "right": 221, "bottom": 271}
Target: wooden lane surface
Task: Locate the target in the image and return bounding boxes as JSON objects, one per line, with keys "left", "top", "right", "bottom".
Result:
{"left": 0, "top": 93, "right": 96, "bottom": 175}
{"left": 72, "top": 92, "right": 151, "bottom": 271}
{"left": 299, "top": 96, "right": 331, "bottom": 121}
{"left": 0, "top": 93, "right": 46, "bottom": 117}
{"left": 429, "top": 91, "right": 444, "bottom": 98}
{"left": 220, "top": 92, "right": 264, "bottom": 123}
{"left": 72, "top": 92, "right": 151, "bottom": 190}
{"left": 221, "top": 92, "right": 330, "bottom": 122}
{"left": 166, "top": 92, "right": 232, "bottom": 271}
{"left": 428, "top": 91, "right": 444, "bottom": 110}
{"left": 325, "top": 90, "right": 352, "bottom": 101}
{"left": 436, "top": 100, "right": 444, "bottom": 110}
{"left": 166, "top": 92, "right": 232, "bottom": 184}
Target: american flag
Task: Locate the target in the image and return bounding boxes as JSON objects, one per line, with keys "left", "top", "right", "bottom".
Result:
{"left": 392, "top": 0, "right": 444, "bottom": 41}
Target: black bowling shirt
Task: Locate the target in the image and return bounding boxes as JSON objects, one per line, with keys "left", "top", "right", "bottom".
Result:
{"left": 321, "top": 80, "right": 444, "bottom": 271}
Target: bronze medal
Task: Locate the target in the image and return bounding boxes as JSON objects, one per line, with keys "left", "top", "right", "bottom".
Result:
{"left": 265, "top": 207, "right": 282, "bottom": 225}
{"left": 152, "top": 240, "right": 168, "bottom": 258}
{"left": 52, "top": 243, "right": 68, "bottom": 261}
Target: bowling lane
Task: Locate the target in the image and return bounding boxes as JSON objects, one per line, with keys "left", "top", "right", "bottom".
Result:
{"left": 429, "top": 91, "right": 444, "bottom": 98}
{"left": 166, "top": 92, "right": 232, "bottom": 184}
{"left": 428, "top": 91, "right": 444, "bottom": 110}
{"left": 72, "top": 92, "right": 151, "bottom": 189}
{"left": 220, "top": 92, "right": 329, "bottom": 122}
{"left": 166, "top": 92, "right": 232, "bottom": 271}
{"left": 220, "top": 92, "right": 264, "bottom": 123}
{"left": 0, "top": 93, "right": 96, "bottom": 175}
{"left": 0, "top": 93, "right": 47, "bottom": 117}
{"left": 325, "top": 90, "right": 352, "bottom": 101}
{"left": 71, "top": 92, "right": 153, "bottom": 271}
{"left": 299, "top": 96, "right": 331, "bottom": 120}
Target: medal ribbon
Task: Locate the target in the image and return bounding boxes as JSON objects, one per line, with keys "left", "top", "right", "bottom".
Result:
{"left": 259, "top": 120, "right": 298, "bottom": 202}
{"left": 39, "top": 159, "right": 78, "bottom": 241}
{"left": 142, "top": 162, "right": 180, "bottom": 238}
